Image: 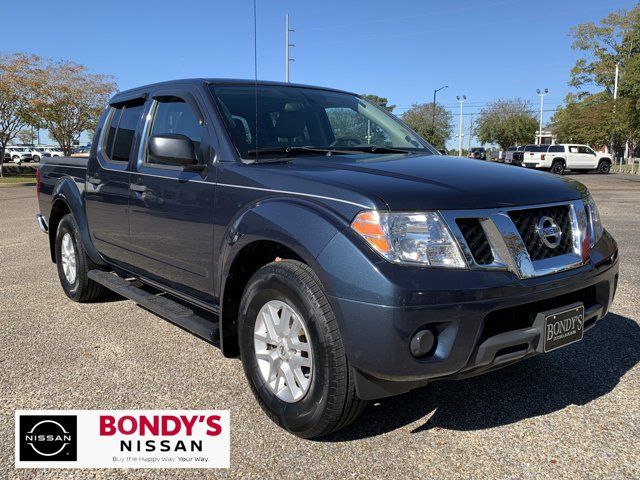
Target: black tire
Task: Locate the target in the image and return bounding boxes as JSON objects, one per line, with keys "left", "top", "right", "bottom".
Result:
{"left": 55, "top": 214, "right": 107, "bottom": 302}
{"left": 238, "top": 260, "right": 366, "bottom": 438}
{"left": 551, "top": 160, "right": 565, "bottom": 175}
{"left": 597, "top": 159, "right": 611, "bottom": 174}
{"left": 33, "top": 155, "right": 40, "bottom": 162}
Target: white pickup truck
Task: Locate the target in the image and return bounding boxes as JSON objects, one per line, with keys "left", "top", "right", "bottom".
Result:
{"left": 524, "top": 144, "right": 612, "bottom": 175}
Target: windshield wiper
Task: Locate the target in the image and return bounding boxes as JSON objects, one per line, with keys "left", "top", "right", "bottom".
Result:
{"left": 340, "top": 146, "right": 415, "bottom": 154}
{"left": 246, "top": 146, "right": 356, "bottom": 163}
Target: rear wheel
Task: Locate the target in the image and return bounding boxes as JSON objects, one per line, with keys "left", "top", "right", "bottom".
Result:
{"left": 238, "top": 260, "right": 365, "bottom": 438}
{"left": 597, "top": 160, "right": 611, "bottom": 174}
{"left": 551, "top": 160, "right": 565, "bottom": 175}
{"left": 55, "top": 214, "right": 107, "bottom": 302}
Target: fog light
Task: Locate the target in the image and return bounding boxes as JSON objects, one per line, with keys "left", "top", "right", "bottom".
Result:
{"left": 410, "top": 328, "right": 436, "bottom": 358}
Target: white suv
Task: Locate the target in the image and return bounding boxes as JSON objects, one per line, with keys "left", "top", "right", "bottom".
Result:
{"left": 524, "top": 144, "right": 612, "bottom": 175}
{"left": 5, "top": 146, "right": 33, "bottom": 164}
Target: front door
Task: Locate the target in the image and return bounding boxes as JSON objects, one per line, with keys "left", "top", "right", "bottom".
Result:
{"left": 578, "top": 146, "right": 599, "bottom": 168}
{"left": 127, "top": 90, "right": 216, "bottom": 301}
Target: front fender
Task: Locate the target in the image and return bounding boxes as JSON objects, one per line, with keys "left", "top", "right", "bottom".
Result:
{"left": 51, "top": 177, "right": 106, "bottom": 266}
{"left": 218, "top": 197, "right": 353, "bottom": 295}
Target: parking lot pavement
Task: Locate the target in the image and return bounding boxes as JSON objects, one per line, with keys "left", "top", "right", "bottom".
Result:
{"left": 1, "top": 174, "right": 638, "bottom": 479}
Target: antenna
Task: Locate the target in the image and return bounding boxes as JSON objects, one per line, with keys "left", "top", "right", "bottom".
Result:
{"left": 253, "top": 0, "right": 259, "bottom": 161}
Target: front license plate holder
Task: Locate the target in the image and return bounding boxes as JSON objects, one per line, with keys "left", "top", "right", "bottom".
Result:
{"left": 535, "top": 303, "right": 585, "bottom": 353}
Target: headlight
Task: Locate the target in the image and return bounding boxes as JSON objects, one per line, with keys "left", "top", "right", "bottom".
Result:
{"left": 584, "top": 194, "right": 603, "bottom": 247}
{"left": 351, "top": 211, "right": 466, "bottom": 268}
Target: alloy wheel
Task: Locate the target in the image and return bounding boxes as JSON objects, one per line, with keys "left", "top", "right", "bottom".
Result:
{"left": 60, "top": 232, "right": 77, "bottom": 284}
{"left": 253, "top": 300, "right": 313, "bottom": 403}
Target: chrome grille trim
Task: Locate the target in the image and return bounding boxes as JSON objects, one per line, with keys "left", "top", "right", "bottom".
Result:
{"left": 440, "top": 199, "right": 588, "bottom": 279}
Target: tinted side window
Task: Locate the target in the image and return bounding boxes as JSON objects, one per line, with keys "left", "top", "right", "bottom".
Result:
{"left": 103, "top": 107, "right": 123, "bottom": 159}
{"left": 578, "top": 146, "right": 595, "bottom": 155}
{"left": 548, "top": 145, "right": 564, "bottom": 153}
{"left": 147, "top": 98, "right": 205, "bottom": 165}
{"left": 112, "top": 104, "right": 143, "bottom": 162}
{"left": 102, "top": 104, "right": 143, "bottom": 163}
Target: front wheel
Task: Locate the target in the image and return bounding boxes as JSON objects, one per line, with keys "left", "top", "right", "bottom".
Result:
{"left": 238, "top": 260, "right": 365, "bottom": 438}
{"left": 597, "top": 160, "right": 611, "bottom": 174}
{"left": 55, "top": 214, "right": 107, "bottom": 302}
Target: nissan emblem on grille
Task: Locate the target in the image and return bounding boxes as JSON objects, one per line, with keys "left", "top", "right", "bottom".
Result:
{"left": 535, "top": 216, "right": 562, "bottom": 249}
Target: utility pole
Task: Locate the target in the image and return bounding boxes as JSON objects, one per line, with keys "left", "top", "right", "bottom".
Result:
{"left": 285, "top": 14, "right": 295, "bottom": 82}
{"left": 431, "top": 85, "right": 448, "bottom": 143}
{"left": 456, "top": 95, "right": 466, "bottom": 157}
{"left": 612, "top": 63, "right": 619, "bottom": 169}
{"left": 536, "top": 88, "right": 548, "bottom": 143}
{"left": 468, "top": 114, "right": 473, "bottom": 151}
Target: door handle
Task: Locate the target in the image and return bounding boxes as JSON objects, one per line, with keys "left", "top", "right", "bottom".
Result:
{"left": 130, "top": 184, "right": 148, "bottom": 193}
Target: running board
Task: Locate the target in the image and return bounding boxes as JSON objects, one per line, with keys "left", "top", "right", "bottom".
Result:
{"left": 88, "top": 270, "right": 219, "bottom": 343}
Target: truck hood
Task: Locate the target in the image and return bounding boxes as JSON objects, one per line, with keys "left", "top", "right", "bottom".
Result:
{"left": 280, "top": 154, "right": 586, "bottom": 210}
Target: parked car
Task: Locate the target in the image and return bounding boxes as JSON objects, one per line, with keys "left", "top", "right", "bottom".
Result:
{"left": 36, "top": 78, "right": 618, "bottom": 438}
{"left": 71, "top": 146, "right": 90, "bottom": 157}
{"left": 5, "top": 146, "right": 33, "bottom": 164}
{"left": 524, "top": 144, "right": 613, "bottom": 175}
{"left": 467, "top": 147, "right": 486, "bottom": 160}
{"left": 504, "top": 146, "right": 524, "bottom": 164}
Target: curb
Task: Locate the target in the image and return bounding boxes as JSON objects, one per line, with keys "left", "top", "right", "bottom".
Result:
{"left": 0, "top": 182, "right": 36, "bottom": 187}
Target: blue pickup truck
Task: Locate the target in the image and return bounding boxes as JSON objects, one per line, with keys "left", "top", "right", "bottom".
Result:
{"left": 36, "top": 79, "right": 619, "bottom": 438}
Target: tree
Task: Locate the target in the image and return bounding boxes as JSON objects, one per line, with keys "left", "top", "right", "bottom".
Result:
{"left": 0, "top": 53, "right": 43, "bottom": 176}
{"left": 401, "top": 102, "right": 453, "bottom": 149}
{"left": 361, "top": 94, "right": 395, "bottom": 112}
{"left": 33, "top": 61, "right": 116, "bottom": 155}
{"left": 16, "top": 129, "right": 34, "bottom": 145}
{"left": 473, "top": 98, "right": 537, "bottom": 149}
{"left": 565, "top": 4, "right": 640, "bottom": 154}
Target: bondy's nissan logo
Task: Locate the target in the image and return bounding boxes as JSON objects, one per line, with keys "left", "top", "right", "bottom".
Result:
{"left": 536, "top": 215, "right": 562, "bottom": 249}
{"left": 19, "top": 415, "right": 77, "bottom": 461}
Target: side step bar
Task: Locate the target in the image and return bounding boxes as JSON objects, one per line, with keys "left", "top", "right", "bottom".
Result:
{"left": 88, "top": 270, "right": 219, "bottom": 343}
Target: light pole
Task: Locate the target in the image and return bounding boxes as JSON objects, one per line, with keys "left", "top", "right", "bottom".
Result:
{"left": 431, "top": 85, "right": 448, "bottom": 143}
{"left": 456, "top": 95, "right": 466, "bottom": 157}
{"left": 536, "top": 88, "right": 548, "bottom": 143}
{"left": 284, "top": 14, "right": 295, "bottom": 82}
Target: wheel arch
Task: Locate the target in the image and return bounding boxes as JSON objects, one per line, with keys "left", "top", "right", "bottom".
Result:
{"left": 48, "top": 178, "right": 105, "bottom": 266}
{"left": 217, "top": 197, "right": 352, "bottom": 357}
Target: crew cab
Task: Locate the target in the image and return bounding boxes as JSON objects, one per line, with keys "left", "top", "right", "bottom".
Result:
{"left": 524, "top": 144, "right": 613, "bottom": 175}
{"left": 36, "top": 79, "right": 619, "bottom": 438}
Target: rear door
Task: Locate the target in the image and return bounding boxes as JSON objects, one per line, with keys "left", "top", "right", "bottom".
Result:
{"left": 85, "top": 98, "right": 146, "bottom": 268}
{"left": 127, "top": 88, "right": 216, "bottom": 301}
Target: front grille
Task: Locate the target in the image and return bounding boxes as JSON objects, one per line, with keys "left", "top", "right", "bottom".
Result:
{"left": 456, "top": 218, "right": 494, "bottom": 265}
{"left": 508, "top": 205, "right": 573, "bottom": 260}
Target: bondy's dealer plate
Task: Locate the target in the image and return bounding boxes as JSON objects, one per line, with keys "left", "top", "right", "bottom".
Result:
{"left": 543, "top": 305, "right": 585, "bottom": 352}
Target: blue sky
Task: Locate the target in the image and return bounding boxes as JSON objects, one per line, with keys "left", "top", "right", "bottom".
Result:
{"left": 4, "top": 0, "right": 635, "bottom": 148}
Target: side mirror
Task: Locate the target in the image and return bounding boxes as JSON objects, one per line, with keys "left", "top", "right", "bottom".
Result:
{"left": 148, "top": 134, "right": 198, "bottom": 166}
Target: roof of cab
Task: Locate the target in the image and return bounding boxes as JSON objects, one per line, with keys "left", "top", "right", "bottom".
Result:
{"left": 109, "top": 78, "right": 357, "bottom": 104}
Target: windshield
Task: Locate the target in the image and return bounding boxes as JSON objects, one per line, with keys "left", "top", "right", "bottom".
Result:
{"left": 210, "top": 84, "right": 436, "bottom": 159}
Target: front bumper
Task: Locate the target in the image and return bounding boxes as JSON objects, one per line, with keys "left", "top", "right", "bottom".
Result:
{"left": 326, "top": 231, "right": 619, "bottom": 400}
